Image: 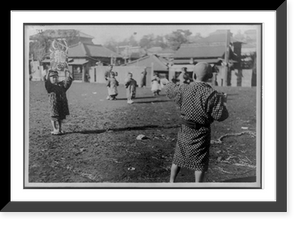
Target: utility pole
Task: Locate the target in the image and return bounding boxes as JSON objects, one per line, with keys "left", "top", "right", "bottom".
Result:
{"left": 223, "top": 30, "right": 231, "bottom": 86}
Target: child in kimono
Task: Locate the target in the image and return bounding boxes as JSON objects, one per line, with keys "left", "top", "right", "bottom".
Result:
{"left": 125, "top": 72, "right": 137, "bottom": 104}
{"left": 165, "top": 62, "right": 229, "bottom": 182}
{"left": 107, "top": 72, "right": 119, "bottom": 100}
{"left": 151, "top": 73, "right": 161, "bottom": 96}
{"left": 44, "top": 70, "right": 73, "bottom": 135}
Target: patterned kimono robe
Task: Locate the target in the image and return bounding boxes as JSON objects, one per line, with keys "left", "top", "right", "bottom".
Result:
{"left": 139, "top": 71, "right": 147, "bottom": 88}
{"left": 151, "top": 76, "right": 161, "bottom": 93}
{"left": 165, "top": 81, "right": 229, "bottom": 171}
{"left": 125, "top": 78, "right": 137, "bottom": 99}
{"left": 107, "top": 77, "right": 119, "bottom": 97}
{"left": 45, "top": 76, "right": 73, "bottom": 121}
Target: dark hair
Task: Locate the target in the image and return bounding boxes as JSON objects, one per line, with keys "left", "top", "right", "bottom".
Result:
{"left": 49, "top": 70, "right": 58, "bottom": 74}
{"left": 49, "top": 70, "right": 58, "bottom": 77}
{"left": 212, "top": 65, "right": 219, "bottom": 73}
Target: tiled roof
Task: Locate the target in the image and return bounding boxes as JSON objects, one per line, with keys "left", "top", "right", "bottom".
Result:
{"left": 173, "top": 58, "right": 221, "bottom": 64}
{"left": 174, "top": 44, "right": 226, "bottom": 58}
{"left": 125, "top": 54, "right": 168, "bottom": 71}
{"left": 84, "top": 44, "right": 120, "bottom": 58}
{"left": 68, "top": 42, "right": 120, "bottom": 58}
{"left": 68, "top": 42, "right": 87, "bottom": 57}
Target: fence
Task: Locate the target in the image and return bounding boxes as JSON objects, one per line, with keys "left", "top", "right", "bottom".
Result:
{"left": 29, "top": 61, "right": 255, "bottom": 87}
{"left": 169, "top": 64, "right": 254, "bottom": 87}
{"left": 215, "top": 68, "right": 253, "bottom": 87}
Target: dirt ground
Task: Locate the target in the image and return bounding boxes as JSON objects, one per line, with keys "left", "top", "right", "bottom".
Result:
{"left": 28, "top": 80, "right": 257, "bottom": 184}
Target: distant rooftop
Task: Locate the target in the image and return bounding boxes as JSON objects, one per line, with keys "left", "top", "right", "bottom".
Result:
{"left": 174, "top": 44, "right": 226, "bottom": 58}
{"left": 68, "top": 42, "right": 121, "bottom": 58}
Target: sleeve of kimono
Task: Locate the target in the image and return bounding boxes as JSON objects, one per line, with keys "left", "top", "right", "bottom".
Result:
{"left": 63, "top": 75, "right": 73, "bottom": 91}
{"left": 44, "top": 77, "right": 54, "bottom": 93}
{"left": 104, "top": 71, "right": 109, "bottom": 80}
{"left": 125, "top": 79, "right": 131, "bottom": 88}
{"left": 207, "top": 91, "right": 229, "bottom": 122}
{"left": 165, "top": 82, "right": 183, "bottom": 106}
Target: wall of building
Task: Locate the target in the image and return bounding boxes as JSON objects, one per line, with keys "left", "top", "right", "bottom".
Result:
{"left": 30, "top": 61, "right": 44, "bottom": 81}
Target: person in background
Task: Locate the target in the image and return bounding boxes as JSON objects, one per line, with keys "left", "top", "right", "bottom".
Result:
{"left": 139, "top": 69, "right": 147, "bottom": 88}
{"left": 182, "top": 67, "right": 193, "bottom": 85}
{"left": 178, "top": 67, "right": 188, "bottom": 84}
{"left": 44, "top": 69, "right": 73, "bottom": 135}
{"left": 151, "top": 72, "right": 161, "bottom": 96}
{"left": 85, "top": 72, "right": 90, "bottom": 82}
{"left": 165, "top": 62, "right": 229, "bottom": 182}
{"left": 212, "top": 64, "right": 219, "bottom": 86}
{"left": 107, "top": 72, "right": 119, "bottom": 100}
{"left": 160, "top": 76, "right": 170, "bottom": 89}
{"left": 104, "top": 65, "right": 116, "bottom": 99}
{"left": 125, "top": 72, "right": 137, "bottom": 104}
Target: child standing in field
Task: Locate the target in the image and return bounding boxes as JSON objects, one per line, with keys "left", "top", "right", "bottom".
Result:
{"left": 165, "top": 62, "right": 229, "bottom": 182}
{"left": 125, "top": 72, "right": 137, "bottom": 104}
{"left": 107, "top": 72, "right": 119, "bottom": 100}
{"left": 44, "top": 69, "right": 73, "bottom": 135}
{"left": 151, "top": 73, "right": 161, "bottom": 96}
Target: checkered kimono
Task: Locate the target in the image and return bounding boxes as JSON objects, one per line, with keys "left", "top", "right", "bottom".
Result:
{"left": 45, "top": 76, "right": 73, "bottom": 121}
{"left": 125, "top": 78, "right": 137, "bottom": 99}
{"left": 165, "top": 82, "right": 229, "bottom": 171}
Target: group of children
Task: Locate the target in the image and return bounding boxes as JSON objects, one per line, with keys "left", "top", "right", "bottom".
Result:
{"left": 105, "top": 71, "right": 137, "bottom": 104}
{"left": 44, "top": 62, "right": 229, "bottom": 183}
{"left": 45, "top": 68, "right": 165, "bottom": 135}
{"left": 105, "top": 70, "right": 165, "bottom": 103}
{"left": 44, "top": 67, "right": 194, "bottom": 136}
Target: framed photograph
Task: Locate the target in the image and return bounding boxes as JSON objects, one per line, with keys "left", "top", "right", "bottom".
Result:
{"left": 23, "top": 23, "right": 262, "bottom": 189}
{"left": 5, "top": 2, "right": 286, "bottom": 212}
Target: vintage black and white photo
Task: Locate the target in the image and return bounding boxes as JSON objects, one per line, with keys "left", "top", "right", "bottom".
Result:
{"left": 24, "top": 24, "right": 261, "bottom": 188}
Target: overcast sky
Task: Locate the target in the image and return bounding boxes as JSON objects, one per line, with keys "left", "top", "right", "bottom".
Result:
{"left": 27, "top": 24, "right": 258, "bottom": 45}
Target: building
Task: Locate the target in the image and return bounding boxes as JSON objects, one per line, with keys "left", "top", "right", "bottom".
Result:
{"left": 67, "top": 42, "right": 123, "bottom": 81}
{"left": 172, "top": 30, "right": 246, "bottom": 86}
{"left": 40, "top": 42, "right": 123, "bottom": 82}
{"left": 30, "top": 29, "right": 123, "bottom": 81}
{"left": 146, "top": 47, "right": 175, "bottom": 59}
{"left": 124, "top": 54, "right": 169, "bottom": 78}
{"left": 173, "top": 30, "right": 242, "bottom": 65}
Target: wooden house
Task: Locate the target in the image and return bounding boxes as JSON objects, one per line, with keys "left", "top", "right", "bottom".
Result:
{"left": 66, "top": 42, "right": 123, "bottom": 81}
{"left": 173, "top": 30, "right": 245, "bottom": 86}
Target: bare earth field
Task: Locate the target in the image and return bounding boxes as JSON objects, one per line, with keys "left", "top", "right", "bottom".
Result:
{"left": 28, "top": 81, "right": 257, "bottom": 184}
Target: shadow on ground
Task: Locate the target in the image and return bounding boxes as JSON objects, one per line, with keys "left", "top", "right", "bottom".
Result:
{"left": 70, "top": 124, "right": 180, "bottom": 134}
